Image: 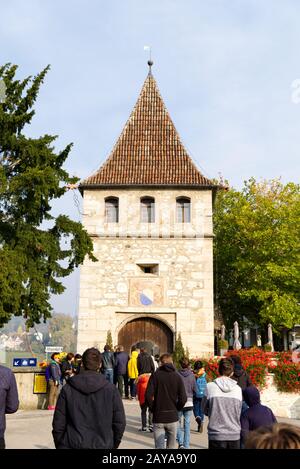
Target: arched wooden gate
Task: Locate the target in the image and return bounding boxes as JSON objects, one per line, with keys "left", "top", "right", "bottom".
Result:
{"left": 118, "top": 317, "right": 173, "bottom": 355}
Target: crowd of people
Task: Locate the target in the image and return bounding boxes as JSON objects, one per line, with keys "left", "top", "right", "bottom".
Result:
{"left": 1, "top": 346, "right": 300, "bottom": 450}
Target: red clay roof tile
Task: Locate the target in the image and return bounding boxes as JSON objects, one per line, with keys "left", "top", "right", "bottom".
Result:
{"left": 80, "top": 72, "right": 215, "bottom": 188}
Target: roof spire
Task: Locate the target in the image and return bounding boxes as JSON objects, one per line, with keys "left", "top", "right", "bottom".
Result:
{"left": 144, "top": 45, "right": 153, "bottom": 74}
{"left": 148, "top": 59, "right": 153, "bottom": 75}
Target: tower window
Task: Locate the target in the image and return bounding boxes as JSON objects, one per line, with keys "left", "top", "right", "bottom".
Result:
{"left": 105, "top": 197, "right": 119, "bottom": 223}
{"left": 140, "top": 196, "right": 155, "bottom": 223}
{"left": 176, "top": 197, "right": 191, "bottom": 223}
{"left": 137, "top": 264, "right": 159, "bottom": 275}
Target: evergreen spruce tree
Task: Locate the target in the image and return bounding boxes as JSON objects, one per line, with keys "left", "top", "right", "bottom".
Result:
{"left": 0, "top": 63, "right": 96, "bottom": 327}
{"left": 172, "top": 333, "right": 186, "bottom": 369}
{"left": 106, "top": 330, "right": 113, "bottom": 350}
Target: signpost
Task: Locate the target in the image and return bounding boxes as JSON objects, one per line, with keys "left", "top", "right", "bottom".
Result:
{"left": 13, "top": 358, "right": 37, "bottom": 367}
{"left": 45, "top": 346, "right": 63, "bottom": 353}
{"left": 33, "top": 373, "right": 47, "bottom": 394}
{"left": 45, "top": 346, "right": 63, "bottom": 364}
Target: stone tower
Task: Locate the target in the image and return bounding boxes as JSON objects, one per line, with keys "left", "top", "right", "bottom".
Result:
{"left": 77, "top": 65, "right": 218, "bottom": 357}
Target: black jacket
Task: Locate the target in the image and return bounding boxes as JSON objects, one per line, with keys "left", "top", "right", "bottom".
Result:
{"left": 145, "top": 363, "right": 187, "bottom": 424}
{"left": 0, "top": 365, "right": 19, "bottom": 439}
{"left": 102, "top": 351, "right": 115, "bottom": 370}
{"left": 232, "top": 365, "right": 252, "bottom": 390}
{"left": 137, "top": 352, "right": 155, "bottom": 375}
{"left": 52, "top": 370, "right": 126, "bottom": 449}
{"left": 60, "top": 361, "right": 73, "bottom": 381}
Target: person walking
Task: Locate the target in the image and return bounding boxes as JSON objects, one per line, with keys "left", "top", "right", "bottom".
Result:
{"left": 60, "top": 353, "right": 75, "bottom": 384}
{"left": 127, "top": 347, "right": 139, "bottom": 399}
{"left": 241, "top": 385, "right": 277, "bottom": 445}
{"left": 73, "top": 354, "right": 82, "bottom": 375}
{"left": 0, "top": 364, "right": 19, "bottom": 449}
{"left": 47, "top": 353, "right": 62, "bottom": 411}
{"left": 202, "top": 357, "right": 242, "bottom": 449}
{"left": 115, "top": 346, "right": 129, "bottom": 398}
{"left": 137, "top": 348, "right": 155, "bottom": 375}
{"left": 137, "top": 373, "right": 153, "bottom": 432}
{"left": 230, "top": 354, "right": 252, "bottom": 415}
{"left": 231, "top": 355, "right": 252, "bottom": 390}
{"left": 193, "top": 360, "right": 207, "bottom": 433}
{"left": 52, "top": 347, "right": 126, "bottom": 449}
{"left": 102, "top": 345, "right": 115, "bottom": 384}
{"left": 245, "top": 423, "right": 300, "bottom": 449}
{"left": 145, "top": 353, "right": 187, "bottom": 449}
{"left": 177, "top": 358, "right": 196, "bottom": 449}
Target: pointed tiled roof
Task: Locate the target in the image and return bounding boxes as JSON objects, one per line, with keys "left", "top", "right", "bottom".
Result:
{"left": 80, "top": 71, "right": 216, "bottom": 189}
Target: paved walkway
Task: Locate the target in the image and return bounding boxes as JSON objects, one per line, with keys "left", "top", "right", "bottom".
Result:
{"left": 5, "top": 399, "right": 207, "bottom": 449}
{"left": 5, "top": 400, "right": 300, "bottom": 449}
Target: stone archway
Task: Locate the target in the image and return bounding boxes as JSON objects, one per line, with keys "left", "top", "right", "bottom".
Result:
{"left": 118, "top": 316, "right": 174, "bottom": 355}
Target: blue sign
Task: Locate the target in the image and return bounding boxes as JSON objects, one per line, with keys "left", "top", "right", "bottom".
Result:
{"left": 13, "top": 358, "right": 37, "bottom": 367}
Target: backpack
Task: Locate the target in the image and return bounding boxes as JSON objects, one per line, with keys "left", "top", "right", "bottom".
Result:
{"left": 45, "top": 364, "right": 52, "bottom": 382}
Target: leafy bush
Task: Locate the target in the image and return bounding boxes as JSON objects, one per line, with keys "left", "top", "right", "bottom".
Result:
{"left": 263, "top": 343, "right": 273, "bottom": 352}
{"left": 190, "top": 348, "right": 300, "bottom": 392}
{"left": 218, "top": 339, "right": 228, "bottom": 350}
{"left": 272, "top": 362, "right": 300, "bottom": 393}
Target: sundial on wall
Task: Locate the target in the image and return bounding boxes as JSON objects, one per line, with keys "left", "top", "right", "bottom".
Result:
{"left": 130, "top": 279, "right": 164, "bottom": 307}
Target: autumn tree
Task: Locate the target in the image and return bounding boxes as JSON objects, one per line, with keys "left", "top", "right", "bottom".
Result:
{"left": 0, "top": 63, "right": 96, "bottom": 327}
{"left": 214, "top": 178, "right": 300, "bottom": 332}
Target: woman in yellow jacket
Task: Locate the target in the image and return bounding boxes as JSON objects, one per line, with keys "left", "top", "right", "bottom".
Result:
{"left": 128, "top": 348, "right": 139, "bottom": 399}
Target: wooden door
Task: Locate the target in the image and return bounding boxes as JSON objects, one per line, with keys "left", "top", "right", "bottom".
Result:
{"left": 118, "top": 317, "right": 173, "bottom": 355}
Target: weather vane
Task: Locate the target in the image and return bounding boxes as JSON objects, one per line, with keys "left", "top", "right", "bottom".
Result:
{"left": 144, "top": 45, "right": 153, "bottom": 72}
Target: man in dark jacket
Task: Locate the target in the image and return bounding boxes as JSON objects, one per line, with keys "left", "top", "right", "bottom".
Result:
{"left": 52, "top": 347, "right": 126, "bottom": 449}
{"left": 137, "top": 348, "right": 155, "bottom": 375}
{"left": 145, "top": 353, "right": 187, "bottom": 449}
{"left": 231, "top": 355, "right": 252, "bottom": 390}
{"left": 102, "top": 345, "right": 115, "bottom": 384}
{"left": 0, "top": 365, "right": 19, "bottom": 449}
{"left": 241, "top": 385, "right": 277, "bottom": 445}
{"left": 115, "top": 346, "right": 129, "bottom": 398}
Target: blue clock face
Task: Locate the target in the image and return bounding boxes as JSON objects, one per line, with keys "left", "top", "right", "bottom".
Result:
{"left": 140, "top": 289, "right": 154, "bottom": 306}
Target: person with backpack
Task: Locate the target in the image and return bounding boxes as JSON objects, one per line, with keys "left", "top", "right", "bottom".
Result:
{"left": 177, "top": 358, "right": 197, "bottom": 449}
{"left": 52, "top": 348, "right": 126, "bottom": 449}
{"left": 47, "top": 353, "right": 62, "bottom": 411}
{"left": 193, "top": 360, "right": 207, "bottom": 433}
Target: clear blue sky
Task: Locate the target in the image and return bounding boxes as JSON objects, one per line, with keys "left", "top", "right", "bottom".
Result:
{"left": 1, "top": 0, "right": 300, "bottom": 316}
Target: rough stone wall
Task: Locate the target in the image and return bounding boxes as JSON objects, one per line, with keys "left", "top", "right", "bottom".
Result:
{"left": 261, "top": 374, "right": 300, "bottom": 418}
{"left": 77, "top": 188, "right": 214, "bottom": 357}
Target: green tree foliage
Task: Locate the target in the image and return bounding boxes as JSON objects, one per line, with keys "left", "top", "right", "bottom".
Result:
{"left": 0, "top": 63, "right": 96, "bottom": 327}
{"left": 106, "top": 330, "right": 113, "bottom": 350}
{"left": 214, "top": 178, "right": 300, "bottom": 332}
{"left": 172, "top": 333, "right": 186, "bottom": 369}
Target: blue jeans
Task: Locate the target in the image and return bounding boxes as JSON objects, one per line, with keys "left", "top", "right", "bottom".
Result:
{"left": 129, "top": 378, "right": 137, "bottom": 398}
{"left": 154, "top": 422, "right": 178, "bottom": 449}
{"left": 193, "top": 397, "right": 204, "bottom": 421}
{"left": 177, "top": 409, "right": 192, "bottom": 448}
{"left": 104, "top": 368, "right": 114, "bottom": 384}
